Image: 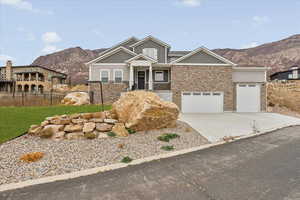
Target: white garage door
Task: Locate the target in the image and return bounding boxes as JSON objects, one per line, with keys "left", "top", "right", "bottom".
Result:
{"left": 237, "top": 84, "right": 260, "bottom": 112}
{"left": 182, "top": 92, "right": 224, "bottom": 113}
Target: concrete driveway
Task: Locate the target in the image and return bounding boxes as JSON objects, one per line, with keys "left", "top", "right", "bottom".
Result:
{"left": 180, "top": 112, "right": 300, "bottom": 142}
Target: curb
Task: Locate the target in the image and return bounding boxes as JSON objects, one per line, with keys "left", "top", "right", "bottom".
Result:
{"left": 0, "top": 124, "right": 298, "bottom": 193}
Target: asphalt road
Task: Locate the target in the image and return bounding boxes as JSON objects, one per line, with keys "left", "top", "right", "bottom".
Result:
{"left": 1, "top": 126, "right": 300, "bottom": 200}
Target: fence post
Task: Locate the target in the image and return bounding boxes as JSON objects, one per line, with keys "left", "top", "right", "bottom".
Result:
{"left": 89, "top": 91, "right": 94, "bottom": 104}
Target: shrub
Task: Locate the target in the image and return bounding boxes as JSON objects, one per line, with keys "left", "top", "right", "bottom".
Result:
{"left": 121, "top": 156, "right": 133, "bottom": 163}
{"left": 161, "top": 145, "right": 174, "bottom": 151}
{"left": 107, "top": 132, "right": 117, "bottom": 137}
{"left": 157, "top": 133, "right": 180, "bottom": 142}
{"left": 126, "top": 128, "right": 136, "bottom": 135}
{"left": 85, "top": 132, "right": 97, "bottom": 139}
{"left": 20, "top": 152, "right": 44, "bottom": 163}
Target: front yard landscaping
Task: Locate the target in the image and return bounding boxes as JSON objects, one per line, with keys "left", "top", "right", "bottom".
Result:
{"left": 0, "top": 105, "right": 110, "bottom": 144}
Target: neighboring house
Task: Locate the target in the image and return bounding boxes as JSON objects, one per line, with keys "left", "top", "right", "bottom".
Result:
{"left": 86, "top": 36, "right": 267, "bottom": 113}
{"left": 0, "top": 61, "right": 67, "bottom": 93}
{"left": 270, "top": 65, "right": 300, "bottom": 81}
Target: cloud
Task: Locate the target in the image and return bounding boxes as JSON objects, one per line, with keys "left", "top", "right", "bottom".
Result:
{"left": 0, "top": 0, "right": 53, "bottom": 14}
{"left": 41, "top": 32, "right": 62, "bottom": 54}
{"left": 177, "top": 0, "right": 202, "bottom": 7}
{"left": 0, "top": 54, "right": 14, "bottom": 64}
{"left": 41, "top": 45, "right": 60, "bottom": 54}
{"left": 252, "top": 16, "right": 270, "bottom": 26}
{"left": 242, "top": 42, "right": 259, "bottom": 49}
{"left": 92, "top": 29, "right": 104, "bottom": 38}
{"left": 17, "top": 26, "right": 36, "bottom": 41}
{"left": 42, "top": 32, "right": 62, "bottom": 43}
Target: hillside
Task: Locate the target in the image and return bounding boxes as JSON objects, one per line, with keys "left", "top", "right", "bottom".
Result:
{"left": 32, "top": 34, "right": 300, "bottom": 84}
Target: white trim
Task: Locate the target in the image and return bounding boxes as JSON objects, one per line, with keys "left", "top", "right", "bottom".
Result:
{"left": 113, "top": 69, "right": 123, "bottom": 83}
{"left": 92, "top": 63, "right": 127, "bottom": 66}
{"left": 86, "top": 46, "right": 137, "bottom": 65}
{"left": 171, "top": 63, "right": 232, "bottom": 66}
{"left": 233, "top": 66, "right": 267, "bottom": 70}
{"left": 88, "top": 64, "right": 92, "bottom": 81}
{"left": 100, "top": 69, "right": 110, "bottom": 83}
{"left": 130, "top": 35, "right": 171, "bottom": 48}
{"left": 171, "top": 46, "right": 236, "bottom": 66}
{"left": 97, "top": 37, "right": 139, "bottom": 57}
{"left": 125, "top": 54, "right": 158, "bottom": 63}
{"left": 165, "top": 47, "right": 168, "bottom": 63}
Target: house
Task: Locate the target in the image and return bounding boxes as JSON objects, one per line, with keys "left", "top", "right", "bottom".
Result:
{"left": 270, "top": 65, "right": 300, "bottom": 81}
{"left": 0, "top": 61, "right": 67, "bottom": 93}
{"left": 86, "top": 36, "right": 267, "bottom": 113}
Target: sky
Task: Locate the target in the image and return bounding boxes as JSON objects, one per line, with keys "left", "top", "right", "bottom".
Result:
{"left": 0, "top": 0, "right": 300, "bottom": 66}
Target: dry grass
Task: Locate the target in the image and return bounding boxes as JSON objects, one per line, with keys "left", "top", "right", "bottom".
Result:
{"left": 268, "top": 82, "right": 300, "bottom": 112}
{"left": 20, "top": 152, "right": 45, "bottom": 163}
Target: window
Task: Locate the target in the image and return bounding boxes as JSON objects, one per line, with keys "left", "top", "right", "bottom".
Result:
{"left": 154, "top": 71, "right": 164, "bottom": 81}
{"left": 142, "top": 48, "right": 158, "bottom": 60}
{"left": 293, "top": 70, "right": 298, "bottom": 79}
{"left": 114, "top": 70, "right": 123, "bottom": 83}
{"left": 100, "top": 70, "right": 109, "bottom": 83}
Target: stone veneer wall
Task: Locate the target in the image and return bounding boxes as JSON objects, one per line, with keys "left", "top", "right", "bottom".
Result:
{"left": 233, "top": 82, "right": 267, "bottom": 112}
{"left": 90, "top": 82, "right": 128, "bottom": 104}
{"left": 171, "top": 65, "right": 234, "bottom": 111}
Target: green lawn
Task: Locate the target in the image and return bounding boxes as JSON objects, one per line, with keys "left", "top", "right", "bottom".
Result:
{"left": 0, "top": 105, "right": 111, "bottom": 144}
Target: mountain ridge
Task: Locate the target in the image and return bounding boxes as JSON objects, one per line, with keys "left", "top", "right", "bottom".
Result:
{"left": 32, "top": 34, "right": 300, "bottom": 84}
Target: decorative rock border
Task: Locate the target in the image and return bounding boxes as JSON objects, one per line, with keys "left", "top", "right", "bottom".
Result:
{"left": 28, "top": 111, "right": 129, "bottom": 140}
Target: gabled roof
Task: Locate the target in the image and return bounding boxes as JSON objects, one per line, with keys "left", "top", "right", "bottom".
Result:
{"left": 97, "top": 37, "right": 139, "bottom": 56}
{"left": 130, "top": 35, "right": 171, "bottom": 48}
{"left": 171, "top": 46, "right": 236, "bottom": 65}
{"left": 86, "top": 46, "right": 137, "bottom": 65}
{"left": 125, "top": 54, "right": 158, "bottom": 64}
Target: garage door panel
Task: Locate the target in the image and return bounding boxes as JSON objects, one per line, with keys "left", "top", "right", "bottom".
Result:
{"left": 182, "top": 92, "right": 223, "bottom": 113}
{"left": 237, "top": 84, "right": 260, "bottom": 112}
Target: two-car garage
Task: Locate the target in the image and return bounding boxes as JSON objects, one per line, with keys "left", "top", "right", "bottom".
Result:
{"left": 181, "top": 84, "right": 261, "bottom": 113}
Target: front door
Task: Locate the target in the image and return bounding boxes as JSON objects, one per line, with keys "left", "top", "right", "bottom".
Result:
{"left": 137, "top": 71, "right": 145, "bottom": 89}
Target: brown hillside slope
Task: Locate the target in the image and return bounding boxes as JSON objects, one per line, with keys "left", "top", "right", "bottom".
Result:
{"left": 32, "top": 34, "right": 300, "bottom": 84}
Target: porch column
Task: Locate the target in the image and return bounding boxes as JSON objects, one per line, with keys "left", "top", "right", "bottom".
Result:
{"left": 129, "top": 64, "right": 134, "bottom": 90}
{"left": 149, "top": 64, "right": 153, "bottom": 90}
{"left": 29, "top": 73, "right": 32, "bottom": 81}
{"left": 36, "top": 73, "right": 39, "bottom": 82}
{"left": 22, "top": 73, "right": 24, "bottom": 81}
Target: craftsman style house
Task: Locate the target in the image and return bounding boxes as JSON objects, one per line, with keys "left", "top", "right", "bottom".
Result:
{"left": 87, "top": 36, "right": 267, "bottom": 113}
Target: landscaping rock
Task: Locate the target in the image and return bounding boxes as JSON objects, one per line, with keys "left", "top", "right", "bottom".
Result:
{"left": 104, "top": 119, "right": 118, "bottom": 124}
{"left": 84, "top": 132, "right": 98, "bottom": 140}
{"left": 61, "top": 92, "right": 90, "bottom": 106}
{"left": 112, "top": 123, "right": 129, "bottom": 137}
{"left": 96, "top": 123, "right": 113, "bottom": 132}
{"left": 112, "top": 91, "right": 179, "bottom": 131}
{"left": 64, "top": 124, "right": 83, "bottom": 132}
{"left": 83, "top": 122, "right": 96, "bottom": 133}
{"left": 71, "top": 118, "right": 87, "bottom": 124}
{"left": 90, "top": 118, "right": 104, "bottom": 123}
{"left": 65, "top": 132, "right": 84, "bottom": 140}
{"left": 28, "top": 125, "right": 42, "bottom": 136}
{"left": 40, "top": 125, "right": 63, "bottom": 138}
{"left": 41, "top": 120, "right": 50, "bottom": 127}
{"left": 51, "top": 118, "right": 71, "bottom": 125}
{"left": 92, "top": 112, "right": 105, "bottom": 119}
{"left": 81, "top": 113, "right": 93, "bottom": 120}
{"left": 52, "top": 131, "right": 66, "bottom": 140}
{"left": 69, "top": 113, "right": 81, "bottom": 119}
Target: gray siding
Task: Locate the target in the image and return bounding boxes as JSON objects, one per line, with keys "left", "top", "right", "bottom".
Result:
{"left": 90, "top": 65, "right": 129, "bottom": 81}
{"left": 134, "top": 40, "right": 167, "bottom": 63}
{"left": 233, "top": 71, "right": 266, "bottom": 82}
{"left": 178, "top": 51, "right": 226, "bottom": 64}
{"left": 97, "top": 50, "right": 135, "bottom": 63}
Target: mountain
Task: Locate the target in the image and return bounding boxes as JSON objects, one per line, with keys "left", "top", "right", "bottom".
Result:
{"left": 32, "top": 34, "right": 300, "bottom": 84}
{"left": 32, "top": 47, "right": 107, "bottom": 84}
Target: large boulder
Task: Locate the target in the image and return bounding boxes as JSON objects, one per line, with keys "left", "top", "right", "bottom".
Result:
{"left": 61, "top": 92, "right": 90, "bottom": 106}
{"left": 111, "top": 91, "right": 179, "bottom": 131}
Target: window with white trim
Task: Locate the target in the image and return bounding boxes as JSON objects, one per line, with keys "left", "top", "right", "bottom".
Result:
{"left": 100, "top": 70, "right": 109, "bottom": 83}
{"left": 293, "top": 70, "right": 298, "bottom": 79}
{"left": 114, "top": 70, "right": 123, "bottom": 83}
{"left": 154, "top": 71, "right": 164, "bottom": 81}
{"left": 142, "top": 48, "right": 158, "bottom": 60}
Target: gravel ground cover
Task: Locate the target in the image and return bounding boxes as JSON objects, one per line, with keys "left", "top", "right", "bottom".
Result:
{"left": 0, "top": 121, "right": 209, "bottom": 185}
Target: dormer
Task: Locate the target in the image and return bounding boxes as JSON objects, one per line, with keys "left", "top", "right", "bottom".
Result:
{"left": 130, "top": 36, "right": 170, "bottom": 63}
